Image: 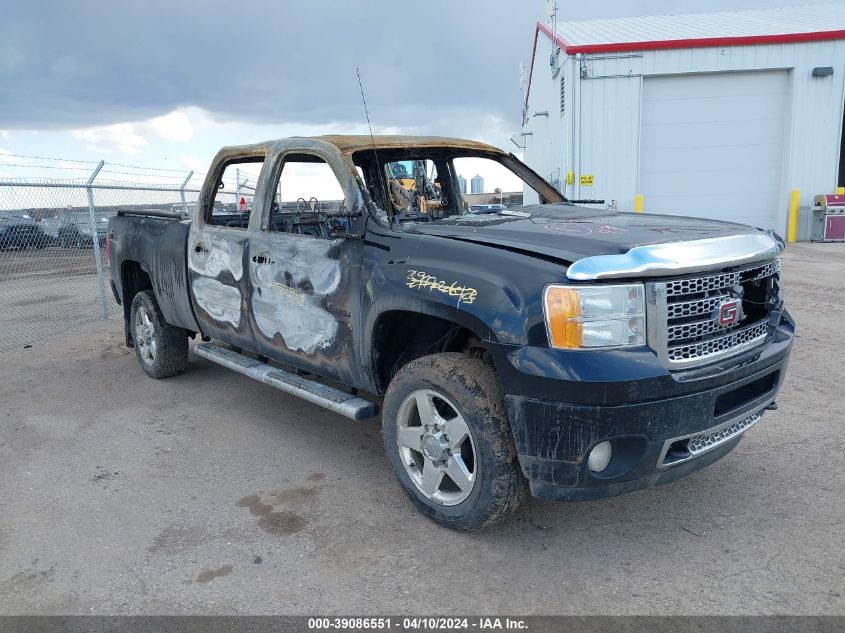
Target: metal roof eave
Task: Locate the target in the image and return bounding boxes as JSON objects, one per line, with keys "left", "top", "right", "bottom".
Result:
{"left": 523, "top": 18, "right": 845, "bottom": 123}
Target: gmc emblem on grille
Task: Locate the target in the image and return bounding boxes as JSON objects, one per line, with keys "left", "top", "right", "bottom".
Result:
{"left": 717, "top": 299, "right": 741, "bottom": 326}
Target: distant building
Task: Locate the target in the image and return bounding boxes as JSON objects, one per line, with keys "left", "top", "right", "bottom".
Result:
{"left": 470, "top": 174, "right": 484, "bottom": 194}
{"left": 457, "top": 175, "right": 467, "bottom": 194}
{"left": 520, "top": 4, "right": 845, "bottom": 233}
{"left": 463, "top": 192, "right": 523, "bottom": 207}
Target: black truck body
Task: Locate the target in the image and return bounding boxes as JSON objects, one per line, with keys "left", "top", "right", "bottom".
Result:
{"left": 108, "top": 136, "right": 793, "bottom": 528}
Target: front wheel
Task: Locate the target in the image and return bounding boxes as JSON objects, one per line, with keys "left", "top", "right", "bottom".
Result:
{"left": 382, "top": 353, "right": 528, "bottom": 530}
{"left": 130, "top": 290, "right": 188, "bottom": 379}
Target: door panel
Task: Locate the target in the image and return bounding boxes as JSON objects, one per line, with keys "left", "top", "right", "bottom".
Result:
{"left": 826, "top": 215, "right": 845, "bottom": 240}
{"left": 249, "top": 233, "right": 363, "bottom": 388}
{"left": 187, "top": 155, "right": 263, "bottom": 349}
{"left": 246, "top": 149, "right": 365, "bottom": 388}
{"left": 187, "top": 223, "right": 255, "bottom": 350}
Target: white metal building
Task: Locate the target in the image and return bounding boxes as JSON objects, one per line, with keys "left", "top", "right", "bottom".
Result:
{"left": 520, "top": 4, "right": 845, "bottom": 234}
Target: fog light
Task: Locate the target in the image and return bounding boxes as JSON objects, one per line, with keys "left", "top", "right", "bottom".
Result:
{"left": 587, "top": 441, "right": 612, "bottom": 472}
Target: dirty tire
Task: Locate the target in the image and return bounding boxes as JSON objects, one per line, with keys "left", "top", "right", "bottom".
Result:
{"left": 130, "top": 290, "right": 188, "bottom": 379}
{"left": 382, "top": 353, "right": 529, "bottom": 530}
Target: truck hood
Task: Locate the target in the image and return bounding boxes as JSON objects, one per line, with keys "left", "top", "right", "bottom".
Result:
{"left": 404, "top": 204, "right": 771, "bottom": 265}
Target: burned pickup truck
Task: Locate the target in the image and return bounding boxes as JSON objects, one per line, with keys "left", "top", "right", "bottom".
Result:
{"left": 107, "top": 135, "right": 793, "bottom": 529}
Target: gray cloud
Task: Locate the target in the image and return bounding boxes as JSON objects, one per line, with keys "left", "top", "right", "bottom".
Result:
{"left": 0, "top": 0, "right": 822, "bottom": 136}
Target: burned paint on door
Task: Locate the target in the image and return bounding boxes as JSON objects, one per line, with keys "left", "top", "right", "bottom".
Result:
{"left": 192, "top": 277, "right": 242, "bottom": 327}
{"left": 187, "top": 223, "right": 249, "bottom": 336}
{"left": 250, "top": 236, "right": 342, "bottom": 355}
{"left": 190, "top": 234, "right": 244, "bottom": 282}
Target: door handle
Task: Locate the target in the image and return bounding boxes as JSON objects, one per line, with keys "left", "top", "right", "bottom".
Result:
{"left": 194, "top": 242, "right": 207, "bottom": 253}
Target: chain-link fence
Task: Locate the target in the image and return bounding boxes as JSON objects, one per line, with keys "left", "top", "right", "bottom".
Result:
{"left": 0, "top": 162, "right": 254, "bottom": 353}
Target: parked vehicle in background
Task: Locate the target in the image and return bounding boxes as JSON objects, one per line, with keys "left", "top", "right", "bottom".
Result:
{"left": 171, "top": 203, "right": 196, "bottom": 217}
{"left": 169, "top": 202, "right": 238, "bottom": 221}
{"left": 470, "top": 203, "right": 508, "bottom": 214}
{"left": 0, "top": 214, "right": 47, "bottom": 250}
{"left": 39, "top": 218, "right": 60, "bottom": 245}
{"left": 108, "top": 135, "right": 794, "bottom": 530}
{"left": 58, "top": 211, "right": 111, "bottom": 248}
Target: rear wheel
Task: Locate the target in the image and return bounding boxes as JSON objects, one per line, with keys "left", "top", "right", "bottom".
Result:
{"left": 130, "top": 290, "right": 188, "bottom": 379}
{"left": 382, "top": 353, "right": 528, "bottom": 530}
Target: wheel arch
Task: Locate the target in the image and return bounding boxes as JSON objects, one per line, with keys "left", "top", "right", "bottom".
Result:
{"left": 120, "top": 260, "right": 153, "bottom": 347}
{"left": 369, "top": 303, "right": 498, "bottom": 395}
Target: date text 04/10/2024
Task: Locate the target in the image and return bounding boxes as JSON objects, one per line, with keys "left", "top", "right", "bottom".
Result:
{"left": 307, "top": 617, "right": 528, "bottom": 630}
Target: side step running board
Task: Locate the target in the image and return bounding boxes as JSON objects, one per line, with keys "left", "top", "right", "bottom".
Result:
{"left": 193, "top": 343, "right": 379, "bottom": 421}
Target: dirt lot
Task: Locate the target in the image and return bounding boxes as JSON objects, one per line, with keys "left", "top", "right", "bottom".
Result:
{"left": 0, "top": 243, "right": 842, "bottom": 615}
{"left": 0, "top": 245, "right": 105, "bottom": 284}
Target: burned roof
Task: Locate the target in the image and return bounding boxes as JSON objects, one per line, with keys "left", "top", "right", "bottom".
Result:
{"left": 309, "top": 135, "right": 505, "bottom": 154}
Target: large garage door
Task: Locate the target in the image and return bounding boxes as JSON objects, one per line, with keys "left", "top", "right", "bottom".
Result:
{"left": 640, "top": 70, "right": 789, "bottom": 231}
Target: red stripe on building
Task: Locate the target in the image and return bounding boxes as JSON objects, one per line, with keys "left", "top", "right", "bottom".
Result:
{"left": 523, "top": 20, "right": 845, "bottom": 121}
{"left": 536, "top": 20, "right": 845, "bottom": 54}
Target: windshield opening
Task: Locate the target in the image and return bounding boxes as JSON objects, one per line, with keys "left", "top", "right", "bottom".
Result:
{"left": 352, "top": 148, "right": 565, "bottom": 226}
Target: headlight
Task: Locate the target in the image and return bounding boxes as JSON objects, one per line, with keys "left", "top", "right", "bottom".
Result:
{"left": 543, "top": 283, "right": 645, "bottom": 350}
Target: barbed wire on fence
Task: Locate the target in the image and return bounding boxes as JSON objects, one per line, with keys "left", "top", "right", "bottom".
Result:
{"left": 0, "top": 152, "right": 102, "bottom": 164}
{"left": 1, "top": 152, "right": 203, "bottom": 174}
{"left": 0, "top": 153, "right": 211, "bottom": 188}
{"left": 0, "top": 167, "right": 257, "bottom": 191}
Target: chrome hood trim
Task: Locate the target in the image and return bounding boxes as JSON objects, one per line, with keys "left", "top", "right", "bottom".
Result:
{"left": 566, "top": 231, "right": 784, "bottom": 281}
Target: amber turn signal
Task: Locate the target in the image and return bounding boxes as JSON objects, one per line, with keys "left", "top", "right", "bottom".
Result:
{"left": 544, "top": 286, "right": 583, "bottom": 348}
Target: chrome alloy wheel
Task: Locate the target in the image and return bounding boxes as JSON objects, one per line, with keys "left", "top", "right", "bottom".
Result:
{"left": 134, "top": 306, "right": 157, "bottom": 365}
{"left": 395, "top": 389, "right": 477, "bottom": 506}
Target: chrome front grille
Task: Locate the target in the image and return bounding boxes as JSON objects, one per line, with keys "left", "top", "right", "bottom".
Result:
{"left": 664, "top": 260, "right": 780, "bottom": 297}
{"left": 687, "top": 411, "right": 762, "bottom": 455}
{"left": 665, "top": 271, "right": 743, "bottom": 297}
{"left": 668, "top": 316, "right": 733, "bottom": 342}
{"left": 658, "top": 408, "right": 766, "bottom": 468}
{"left": 667, "top": 321, "right": 769, "bottom": 363}
{"left": 667, "top": 293, "right": 733, "bottom": 320}
{"left": 647, "top": 259, "right": 780, "bottom": 368}
{"left": 744, "top": 259, "right": 780, "bottom": 282}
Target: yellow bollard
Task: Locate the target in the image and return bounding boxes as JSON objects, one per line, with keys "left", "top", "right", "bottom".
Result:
{"left": 634, "top": 194, "right": 644, "bottom": 213}
{"left": 787, "top": 189, "right": 800, "bottom": 243}
{"left": 836, "top": 186, "right": 845, "bottom": 195}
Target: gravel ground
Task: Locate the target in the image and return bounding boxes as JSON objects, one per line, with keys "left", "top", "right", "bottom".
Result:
{"left": 0, "top": 245, "right": 105, "bottom": 283}
{"left": 0, "top": 242, "right": 842, "bottom": 615}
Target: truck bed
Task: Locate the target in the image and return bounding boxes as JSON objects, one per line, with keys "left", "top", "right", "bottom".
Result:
{"left": 108, "top": 214, "right": 199, "bottom": 334}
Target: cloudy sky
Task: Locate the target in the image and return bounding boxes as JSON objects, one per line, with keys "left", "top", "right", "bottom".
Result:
{"left": 0, "top": 0, "right": 834, "bottom": 185}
